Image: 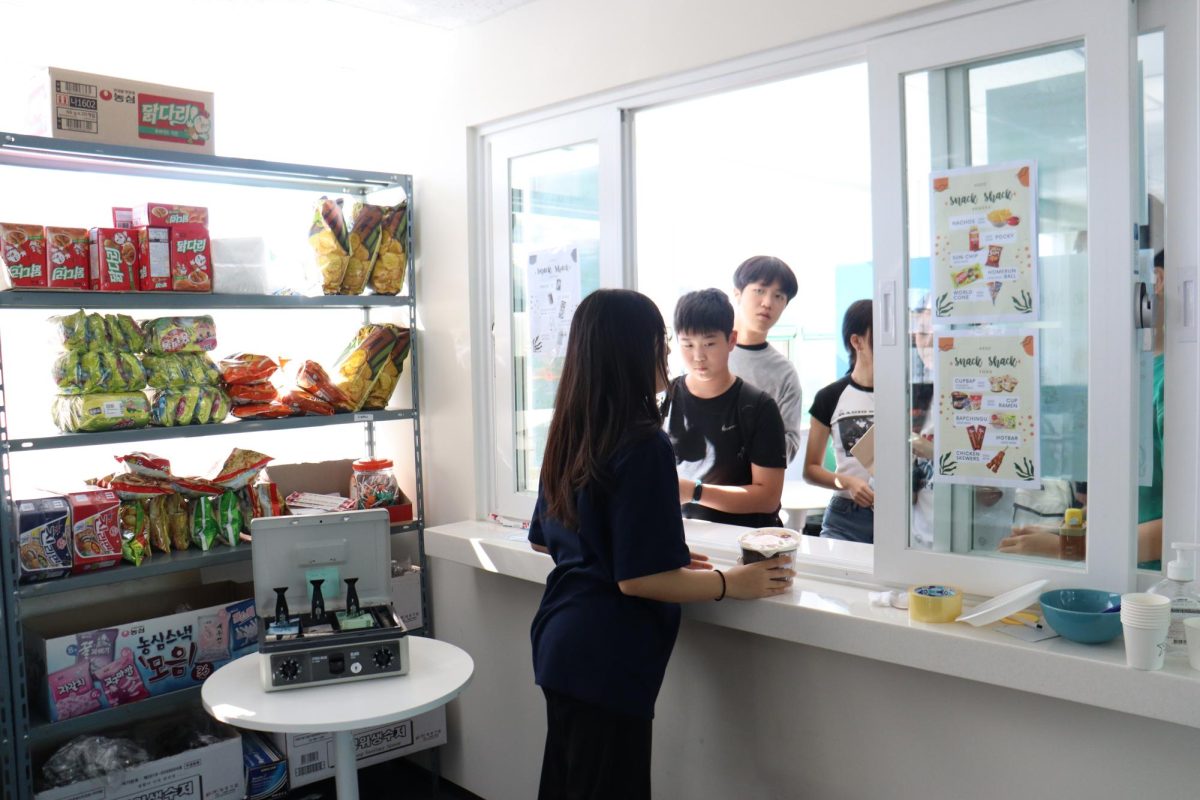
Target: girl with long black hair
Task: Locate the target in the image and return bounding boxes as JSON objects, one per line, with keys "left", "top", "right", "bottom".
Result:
{"left": 529, "top": 289, "right": 790, "bottom": 800}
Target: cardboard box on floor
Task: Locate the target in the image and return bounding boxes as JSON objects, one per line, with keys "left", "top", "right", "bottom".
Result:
{"left": 268, "top": 706, "right": 446, "bottom": 789}
{"left": 264, "top": 460, "right": 413, "bottom": 523}
{"left": 35, "top": 716, "right": 244, "bottom": 800}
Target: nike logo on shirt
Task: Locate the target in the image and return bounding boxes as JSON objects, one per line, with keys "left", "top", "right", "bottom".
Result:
{"left": 721, "top": 423, "right": 737, "bottom": 431}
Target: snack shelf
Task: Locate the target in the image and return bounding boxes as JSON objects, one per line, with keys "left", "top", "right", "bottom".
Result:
{"left": 27, "top": 686, "right": 203, "bottom": 748}
{"left": 18, "top": 519, "right": 422, "bottom": 600}
{"left": 0, "top": 291, "right": 414, "bottom": 310}
{"left": 0, "top": 132, "right": 407, "bottom": 195}
{"left": 6, "top": 409, "right": 417, "bottom": 452}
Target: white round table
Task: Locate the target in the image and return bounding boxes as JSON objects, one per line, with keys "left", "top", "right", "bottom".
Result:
{"left": 202, "top": 637, "right": 474, "bottom": 800}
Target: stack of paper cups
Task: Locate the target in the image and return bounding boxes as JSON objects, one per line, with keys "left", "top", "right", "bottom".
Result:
{"left": 1120, "top": 593, "right": 1172, "bottom": 670}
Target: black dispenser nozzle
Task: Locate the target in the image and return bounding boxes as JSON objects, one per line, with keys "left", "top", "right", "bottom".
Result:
{"left": 345, "top": 578, "right": 360, "bottom": 616}
{"left": 273, "top": 587, "right": 289, "bottom": 625}
{"left": 310, "top": 579, "right": 326, "bottom": 621}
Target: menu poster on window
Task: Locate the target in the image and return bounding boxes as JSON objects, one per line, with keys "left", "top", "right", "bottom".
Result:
{"left": 527, "top": 246, "right": 581, "bottom": 359}
{"left": 933, "top": 330, "right": 1041, "bottom": 488}
{"left": 930, "top": 161, "right": 1038, "bottom": 323}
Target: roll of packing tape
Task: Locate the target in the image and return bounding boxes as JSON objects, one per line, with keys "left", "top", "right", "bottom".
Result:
{"left": 908, "top": 585, "right": 963, "bottom": 623}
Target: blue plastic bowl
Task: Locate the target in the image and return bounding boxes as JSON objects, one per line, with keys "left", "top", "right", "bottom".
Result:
{"left": 1039, "top": 589, "right": 1123, "bottom": 644}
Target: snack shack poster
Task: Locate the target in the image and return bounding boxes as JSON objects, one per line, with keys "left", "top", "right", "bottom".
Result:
{"left": 930, "top": 161, "right": 1038, "bottom": 323}
{"left": 933, "top": 330, "right": 1041, "bottom": 488}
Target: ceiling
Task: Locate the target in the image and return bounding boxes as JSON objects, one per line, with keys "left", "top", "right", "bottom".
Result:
{"left": 324, "top": 0, "right": 539, "bottom": 28}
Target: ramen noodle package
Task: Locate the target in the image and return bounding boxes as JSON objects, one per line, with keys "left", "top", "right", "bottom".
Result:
{"left": 218, "top": 352, "right": 277, "bottom": 385}
{"left": 52, "top": 393, "right": 151, "bottom": 433}
{"left": 309, "top": 196, "right": 351, "bottom": 294}
{"left": 142, "top": 315, "right": 217, "bottom": 353}
{"left": 45, "top": 226, "right": 90, "bottom": 290}
{"left": 369, "top": 201, "right": 408, "bottom": 295}
{"left": 333, "top": 324, "right": 400, "bottom": 411}
{"left": 293, "top": 359, "right": 353, "bottom": 411}
{"left": 53, "top": 351, "right": 147, "bottom": 394}
{"left": 169, "top": 223, "right": 212, "bottom": 292}
{"left": 339, "top": 202, "right": 385, "bottom": 295}
{"left": 215, "top": 491, "right": 243, "bottom": 546}
{"left": 16, "top": 496, "right": 72, "bottom": 582}
{"left": 191, "top": 496, "right": 219, "bottom": 551}
{"left": 363, "top": 324, "right": 412, "bottom": 409}
{"left": 75, "top": 629, "right": 118, "bottom": 670}
{"left": 88, "top": 228, "right": 137, "bottom": 291}
{"left": 1, "top": 222, "right": 48, "bottom": 288}
{"left": 93, "top": 648, "right": 151, "bottom": 706}
{"left": 47, "top": 662, "right": 102, "bottom": 721}
{"left": 66, "top": 490, "right": 122, "bottom": 573}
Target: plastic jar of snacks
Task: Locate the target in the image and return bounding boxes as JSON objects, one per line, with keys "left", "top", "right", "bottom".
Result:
{"left": 351, "top": 458, "right": 398, "bottom": 510}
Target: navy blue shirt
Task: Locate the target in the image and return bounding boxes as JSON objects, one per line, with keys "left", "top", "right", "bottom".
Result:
{"left": 529, "top": 430, "right": 692, "bottom": 719}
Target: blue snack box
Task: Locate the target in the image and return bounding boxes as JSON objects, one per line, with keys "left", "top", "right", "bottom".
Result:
{"left": 16, "top": 496, "right": 72, "bottom": 582}
{"left": 242, "top": 730, "right": 289, "bottom": 799}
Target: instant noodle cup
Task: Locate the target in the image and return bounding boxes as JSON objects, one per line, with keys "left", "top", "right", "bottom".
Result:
{"left": 66, "top": 490, "right": 122, "bottom": 573}
{"left": 2, "top": 222, "right": 48, "bottom": 287}
{"left": 45, "top": 226, "right": 90, "bottom": 290}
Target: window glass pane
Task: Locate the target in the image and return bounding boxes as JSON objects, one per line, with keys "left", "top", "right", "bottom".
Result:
{"left": 509, "top": 143, "right": 600, "bottom": 492}
{"left": 905, "top": 45, "right": 1089, "bottom": 564}
{"left": 635, "top": 63, "right": 872, "bottom": 501}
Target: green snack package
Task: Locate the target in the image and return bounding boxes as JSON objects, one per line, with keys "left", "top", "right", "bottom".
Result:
{"left": 190, "top": 496, "right": 219, "bottom": 551}
{"left": 111, "top": 314, "right": 144, "bottom": 352}
{"left": 119, "top": 501, "right": 150, "bottom": 566}
{"left": 195, "top": 386, "right": 216, "bottom": 425}
{"left": 52, "top": 393, "right": 151, "bottom": 433}
{"left": 146, "top": 494, "right": 172, "bottom": 553}
{"left": 209, "top": 389, "right": 232, "bottom": 423}
{"left": 216, "top": 491, "right": 243, "bottom": 547}
{"left": 51, "top": 310, "right": 88, "bottom": 350}
{"left": 85, "top": 313, "right": 110, "bottom": 351}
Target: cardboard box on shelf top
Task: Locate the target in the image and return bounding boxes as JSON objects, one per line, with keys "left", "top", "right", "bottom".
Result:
{"left": 27, "top": 67, "right": 214, "bottom": 155}
{"left": 265, "top": 460, "right": 413, "bottom": 524}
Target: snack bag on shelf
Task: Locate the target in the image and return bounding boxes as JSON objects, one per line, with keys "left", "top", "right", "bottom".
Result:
{"left": 53, "top": 351, "right": 147, "bottom": 394}
{"left": 279, "top": 387, "right": 335, "bottom": 416}
{"left": 293, "top": 359, "right": 353, "bottom": 411}
{"left": 218, "top": 353, "right": 277, "bottom": 385}
{"left": 166, "top": 493, "right": 191, "bottom": 550}
{"left": 170, "top": 223, "right": 212, "bottom": 292}
{"left": 1, "top": 222, "right": 48, "bottom": 288}
{"left": 362, "top": 324, "right": 412, "bottom": 409}
{"left": 143, "top": 353, "right": 221, "bottom": 388}
{"left": 228, "top": 382, "right": 278, "bottom": 405}
{"left": 66, "top": 489, "right": 122, "bottom": 573}
{"left": 211, "top": 448, "right": 273, "bottom": 491}
{"left": 339, "top": 202, "right": 384, "bottom": 295}
{"left": 89, "top": 472, "right": 172, "bottom": 501}
{"left": 149, "top": 385, "right": 228, "bottom": 426}
{"left": 45, "top": 227, "right": 90, "bottom": 290}
{"left": 309, "top": 196, "right": 351, "bottom": 295}
{"left": 119, "top": 501, "right": 151, "bottom": 566}
{"left": 191, "top": 496, "right": 219, "bottom": 551}
{"left": 241, "top": 479, "right": 285, "bottom": 521}
{"left": 209, "top": 388, "right": 232, "bottom": 422}
{"left": 107, "top": 314, "right": 144, "bottom": 352}
{"left": 52, "top": 393, "right": 151, "bottom": 433}
{"left": 142, "top": 315, "right": 217, "bottom": 353}
{"left": 166, "top": 475, "right": 223, "bottom": 499}
{"left": 115, "top": 452, "right": 171, "bottom": 479}
{"left": 369, "top": 201, "right": 408, "bottom": 295}
{"left": 231, "top": 402, "right": 295, "bottom": 419}
{"left": 216, "top": 491, "right": 243, "bottom": 546}
{"left": 146, "top": 494, "right": 172, "bottom": 553}
{"left": 88, "top": 228, "right": 137, "bottom": 291}
{"left": 332, "top": 323, "right": 399, "bottom": 411}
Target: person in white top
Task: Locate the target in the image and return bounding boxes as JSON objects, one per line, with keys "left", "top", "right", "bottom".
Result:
{"left": 728, "top": 256, "right": 804, "bottom": 463}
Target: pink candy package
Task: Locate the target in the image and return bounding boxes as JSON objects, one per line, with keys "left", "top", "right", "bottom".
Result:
{"left": 74, "top": 628, "right": 117, "bottom": 670}
{"left": 93, "top": 647, "right": 151, "bottom": 707}
{"left": 47, "top": 662, "right": 102, "bottom": 720}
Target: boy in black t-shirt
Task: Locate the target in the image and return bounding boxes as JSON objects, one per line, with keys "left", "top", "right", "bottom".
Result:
{"left": 664, "top": 289, "right": 787, "bottom": 528}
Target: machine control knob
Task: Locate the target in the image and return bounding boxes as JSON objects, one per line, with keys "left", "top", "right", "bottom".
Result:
{"left": 278, "top": 658, "right": 301, "bottom": 681}
{"left": 351, "top": 662, "right": 363, "bottom": 675}
{"left": 373, "top": 648, "right": 393, "bottom": 669}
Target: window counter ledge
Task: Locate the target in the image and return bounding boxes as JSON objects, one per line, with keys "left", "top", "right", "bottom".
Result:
{"left": 425, "top": 519, "right": 1200, "bottom": 730}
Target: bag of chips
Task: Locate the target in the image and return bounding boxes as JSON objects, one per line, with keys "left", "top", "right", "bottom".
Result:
{"left": 142, "top": 316, "right": 217, "bottom": 354}
{"left": 369, "top": 201, "right": 408, "bottom": 295}
{"left": 146, "top": 494, "right": 171, "bottom": 553}
{"left": 168, "top": 475, "right": 224, "bottom": 499}
{"left": 115, "top": 452, "right": 171, "bottom": 479}
{"left": 52, "top": 351, "right": 146, "bottom": 394}
{"left": 166, "top": 494, "right": 191, "bottom": 551}
{"left": 231, "top": 402, "right": 295, "bottom": 419}
{"left": 119, "top": 501, "right": 150, "bottom": 566}
{"left": 209, "top": 388, "right": 232, "bottom": 423}
{"left": 50, "top": 311, "right": 144, "bottom": 352}
{"left": 309, "top": 196, "right": 351, "bottom": 295}
{"left": 150, "top": 386, "right": 229, "bottom": 426}
{"left": 52, "top": 393, "right": 151, "bottom": 433}
{"left": 216, "top": 491, "right": 243, "bottom": 547}
{"left": 339, "top": 203, "right": 385, "bottom": 295}
{"left": 228, "top": 383, "right": 278, "bottom": 405}
{"left": 89, "top": 472, "right": 171, "bottom": 501}
{"left": 212, "top": 448, "right": 273, "bottom": 491}
{"left": 332, "top": 324, "right": 399, "bottom": 411}
{"left": 219, "top": 353, "right": 278, "bottom": 385}
{"left": 362, "top": 325, "right": 412, "bottom": 409}
{"left": 279, "top": 387, "right": 335, "bottom": 416}
{"left": 293, "top": 360, "right": 353, "bottom": 411}
{"left": 143, "top": 353, "right": 221, "bottom": 389}
{"left": 191, "top": 496, "right": 219, "bottom": 551}
{"left": 242, "top": 479, "right": 285, "bottom": 521}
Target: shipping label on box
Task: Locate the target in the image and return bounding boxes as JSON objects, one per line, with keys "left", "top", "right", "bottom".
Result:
{"left": 170, "top": 223, "right": 212, "bottom": 292}
{"left": 270, "top": 705, "right": 446, "bottom": 788}
{"left": 39, "top": 68, "right": 215, "bottom": 154}
{"left": 45, "top": 227, "right": 90, "bottom": 289}
{"left": 89, "top": 228, "right": 137, "bottom": 291}
{"left": 136, "top": 226, "right": 172, "bottom": 291}
{"left": 2, "top": 222, "right": 48, "bottom": 288}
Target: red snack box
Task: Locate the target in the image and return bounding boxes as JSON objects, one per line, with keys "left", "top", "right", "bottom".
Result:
{"left": 170, "top": 223, "right": 212, "bottom": 292}
{"left": 66, "top": 489, "right": 122, "bottom": 573}
{"left": 111, "top": 207, "right": 134, "bottom": 229}
{"left": 1, "top": 222, "right": 48, "bottom": 288}
{"left": 45, "top": 227, "right": 90, "bottom": 290}
{"left": 132, "top": 203, "right": 208, "bottom": 227}
{"left": 88, "top": 228, "right": 137, "bottom": 291}
{"left": 136, "top": 226, "right": 172, "bottom": 291}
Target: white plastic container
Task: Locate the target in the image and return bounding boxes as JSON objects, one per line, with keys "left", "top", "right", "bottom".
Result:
{"left": 1147, "top": 543, "right": 1200, "bottom": 650}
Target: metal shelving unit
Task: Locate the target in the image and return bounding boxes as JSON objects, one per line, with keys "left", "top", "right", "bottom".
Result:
{"left": 0, "top": 132, "right": 429, "bottom": 799}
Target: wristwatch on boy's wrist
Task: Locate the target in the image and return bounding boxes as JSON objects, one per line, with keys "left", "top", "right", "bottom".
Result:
{"left": 691, "top": 479, "right": 704, "bottom": 503}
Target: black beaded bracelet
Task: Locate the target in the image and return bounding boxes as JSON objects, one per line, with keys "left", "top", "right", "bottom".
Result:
{"left": 714, "top": 569, "right": 726, "bottom": 601}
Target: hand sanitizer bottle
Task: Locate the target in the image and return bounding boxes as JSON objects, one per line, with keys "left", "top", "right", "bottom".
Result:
{"left": 1148, "top": 543, "right": 1200, "bottom": 650}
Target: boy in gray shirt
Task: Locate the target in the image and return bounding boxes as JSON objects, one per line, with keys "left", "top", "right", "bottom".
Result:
{"left": 728, "top": 256, "right": 803, "bottom": 463}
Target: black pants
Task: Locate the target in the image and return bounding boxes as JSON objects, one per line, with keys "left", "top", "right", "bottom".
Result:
{"left": 538, "top": 687, "right": 653, "bottom": 800}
